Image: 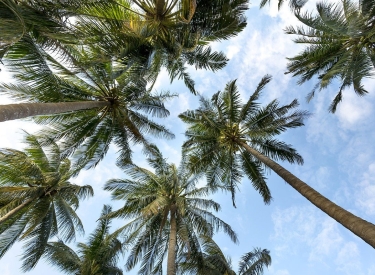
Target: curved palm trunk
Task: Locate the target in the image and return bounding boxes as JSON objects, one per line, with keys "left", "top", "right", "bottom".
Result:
{"left": 238, "top": 141, "right": 375, "bottom": 249}
{"left": 0, "top": 101, "right": 110, "bottom": 122}
{"left": 167, "top": 204, "right": 177, "bottom": 275}
{"left": 0, "top": 197, "right": 33, "bottom": 224}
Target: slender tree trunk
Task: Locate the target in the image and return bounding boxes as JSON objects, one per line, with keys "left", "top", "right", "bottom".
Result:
{"left": 167, "top": 204, "right": 177, "bottom": 275}
{"left": 0, "top": 101, "right": 111, "bottom": 122}
{"left": 0, "top": 198, "right": 34, "bottom": 224}
{"left": 238, "top": 141, "right": 375, "bottom": 249}
{"left": 156, "top": 0, "right": 166, "bottom": 18}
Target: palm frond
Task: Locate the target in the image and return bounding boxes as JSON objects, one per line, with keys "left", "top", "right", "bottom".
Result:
{"left": 238, "top": 248, "right": 271, "bottom": 275}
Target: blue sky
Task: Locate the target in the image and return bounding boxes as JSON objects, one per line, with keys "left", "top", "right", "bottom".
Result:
{"left": 1, "top": 0, "right": 375, "bottom": 274}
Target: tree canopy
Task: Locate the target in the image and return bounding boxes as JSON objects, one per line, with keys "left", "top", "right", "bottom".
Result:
{"left": 286, "top": 0, "right": 375, "bottom": 112}
{"left": 0, "top": 133, "right": 93, "bottom": 270}
{"left": 104, "top": 145, "right": 237, "bottom": 275}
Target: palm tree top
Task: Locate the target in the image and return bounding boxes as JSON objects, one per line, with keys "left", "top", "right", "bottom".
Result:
{"left": 0, "top": 133, "right": 93, "bottom": 271}
{"left": 104, "top": 145, "right": 238, "bottom": 274}
{"left": 1, "top": 49, "right": 176, "bottom": 169}
{"left": 179, "top": 76, "right": 309, "bottom": 206}
{"left": 73, "top": 0, "right": 249, "bottom": 94}
{"left": 43, "top": 205, "right": 124, "bottom": 275}
{"left": 179, "top": 236, "right": 271, "bottom": 275}
{"left": 285, "top": 0, "right": 375, "bottom": 112}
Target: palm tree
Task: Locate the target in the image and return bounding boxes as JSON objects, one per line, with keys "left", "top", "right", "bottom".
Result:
{"left": 179, "top": 76, "right": 375, "bottom": 249}
{"left": 104, "top": 145, "right": 238, "bottom": 275}
{"left": 285, "top": 0, "right": 375, "bottom": 112}
{"left": 0, "top": 50, "right": 174, "bottom": 168}
{"left": 259, "top": 0, "right": 307, "bottom": 11}
{"left": 179, "top": 237, "right": 271, "bottom": 275}
{"left": 42, "top": 205, "right": 123, "bottom": 275}
{"left": 74, "top": 0, "right": 249, "bottom": 93}
{"left": 0, "top": 0, "right": 84, "bottom": 71}
{"left": 0, "top": 133, "right": 93, "bottom": 271}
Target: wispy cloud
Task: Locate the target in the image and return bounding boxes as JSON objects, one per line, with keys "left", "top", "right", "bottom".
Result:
{"left": 309, "top": 219, "right": 343, "bottom": 263}
{"left": 355, "top": 163, "right": 375, "bottom": 216}
{"left": 335, "top": 242, "right": 362, "bottom": 275}
{"left": 271, "top": 205, "right": 368, "bottom": 273}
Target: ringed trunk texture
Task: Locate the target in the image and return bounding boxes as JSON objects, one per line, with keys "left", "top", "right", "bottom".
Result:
{"left": 239, "top": 141, "right": 375, "bottom": 249}
{"left": 0, "top": 198, "right": 34, "bottom": 224}
{"left": 167, "top": 204, "right": 177, "bottom": 275}
{"left": 0, "top": 101, "right": 111, "bottom": 122}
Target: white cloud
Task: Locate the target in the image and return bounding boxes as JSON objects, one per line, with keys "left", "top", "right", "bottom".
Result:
{"left": 226, "top": 44, "right": 241, "bottom": 59}
{"left": 258, "top": 0, "right": 334, "bottom": 25}
{"left": 311, "top": 166, "right": 330, "bottom": 190}
{"left": 336, "top": 90, "right": 374, "bottom": 129}
{"left": 151, "top": 68, "right": 169, "bottom": 92}
{"left": 367, "top": 265, "right": 375, "bottom": 275}
{"left": 165, "top": 91, "right": 190, "bottom": 117}
{"left": 236, "top": 28, "right": 294, "bottom": 92}
{"left": 305, "top": 91, "right": 344, "bottom": 153}
{"left": 271, "top": 205, "right": 368, "bottom": 272}
{"left": 274, "top": 270, "right": 290, "bottom": 275}
{"left": 160, "top": 140, "right": 181, "bottom": 162}
{"left": 271, "top": 206, "right": 318, "bottom": 254}
{"left": 355, "top": 163, "right": 375, "bottom": 216}
{"left": 0, "top": 265, "right": 11, "bottom": 275}
{"left": 0, "top": 119, "right": 41, "bottom": 149}
{"left": 309, "top": 219, "right": 343, "bottom": 262}
{"left": 226, "top": 9, "right": 302, "bottom": 102}
{"left": 335, "top": 242, "right": 362, "bottom": 275}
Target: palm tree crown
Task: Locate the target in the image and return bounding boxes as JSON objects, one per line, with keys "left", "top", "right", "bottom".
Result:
{"left": 179, "top": 236, "right": 271, "bottom": 275}
{"left": 285, "top": 0, "right": 375, "bottom": 112}
{"left": 1, "top": 50, "right": 175, "bottom": 168}
{"left": 104, "top": 145, "right": 238, "bottom": 275}
{"left": 43, "top": 205, "right": 123, "bottom": 275}
{"left": 0, "top": 0, "right": 84, "bottom": 72}
{"left": 179, "top": 76, "right": 308, "bottom": 206}
{"left": 179, "top": 76, "right": 375, "bottom": 249}
{"left": 74, "top": 0, "right": 249, "bottom": 93}
{"left": 0, "top": 133, "right": 93, "bottom": 271}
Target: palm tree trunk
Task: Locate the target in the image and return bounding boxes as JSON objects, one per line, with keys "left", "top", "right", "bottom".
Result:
{"left": 156, "top": 0, "right": 166, "bottom": 18}
{"left": 167, "top": 204, "right": 177, "bottom": 275}
{"left": 238, "top": 140, "right": 375, "bottom": 249}
{"left": 0, "top": 101, "right": 111, "bottom": 122}
{"left": 0, "top": 197, "right": 34, "bottom": 224}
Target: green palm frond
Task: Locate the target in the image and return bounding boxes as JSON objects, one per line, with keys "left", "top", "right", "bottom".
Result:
{"left": 105, "top": 147, "right": 237, "bottom": 274}
{"left": 54, "top": 197, "right": 84, "bottom": 241}
{"left": 3, "top": 47, "right": 175, "bottom": 168}
{"left": 240, "top": 75, "right": 272, "bottom": 121}
{"left": 21, "top": 204, "right": 55, "bottom": 271}
{"left": 71, "top": 0, "right": 249, "bottom": 94}
{"left": 187, "top": 0, "right": 248, "bottom": 42}
{"left": 286, "top": 0, "right": 375, "bottom": 112}
{"left": 238, "top": 248, "right": 271, "bottom": 275}
{"left": 0, "top": 216, "right": 28, "bottom": 258}
{"left": 44, "top": 242, "right": 81, "bottom": 274}
{"left": 259, "top": 0, "right": 307, "bottom": 11}
{"left": 183, "top": 46, "right": 228, "bottom": 71}
{"left": 43, "top": 205, "right": 123, "bottom": 275}
{"left": 0, "top": 0, "right": 82, "bottom": 73}
{"left": 179, "top": 237, "right": 271, "bottom": 275}
{"left": 239, "top": 149, "right": 271, "bottom": 204}
{"left": 0, "top": 133, "right": 92, "bottom": 270}
{"left": 180, "top": 76, "right": 308, "bottom": 204}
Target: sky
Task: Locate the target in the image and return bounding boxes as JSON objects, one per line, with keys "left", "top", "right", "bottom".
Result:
{"left": 1, "top": 0, "right": 375, "bottom": 274}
